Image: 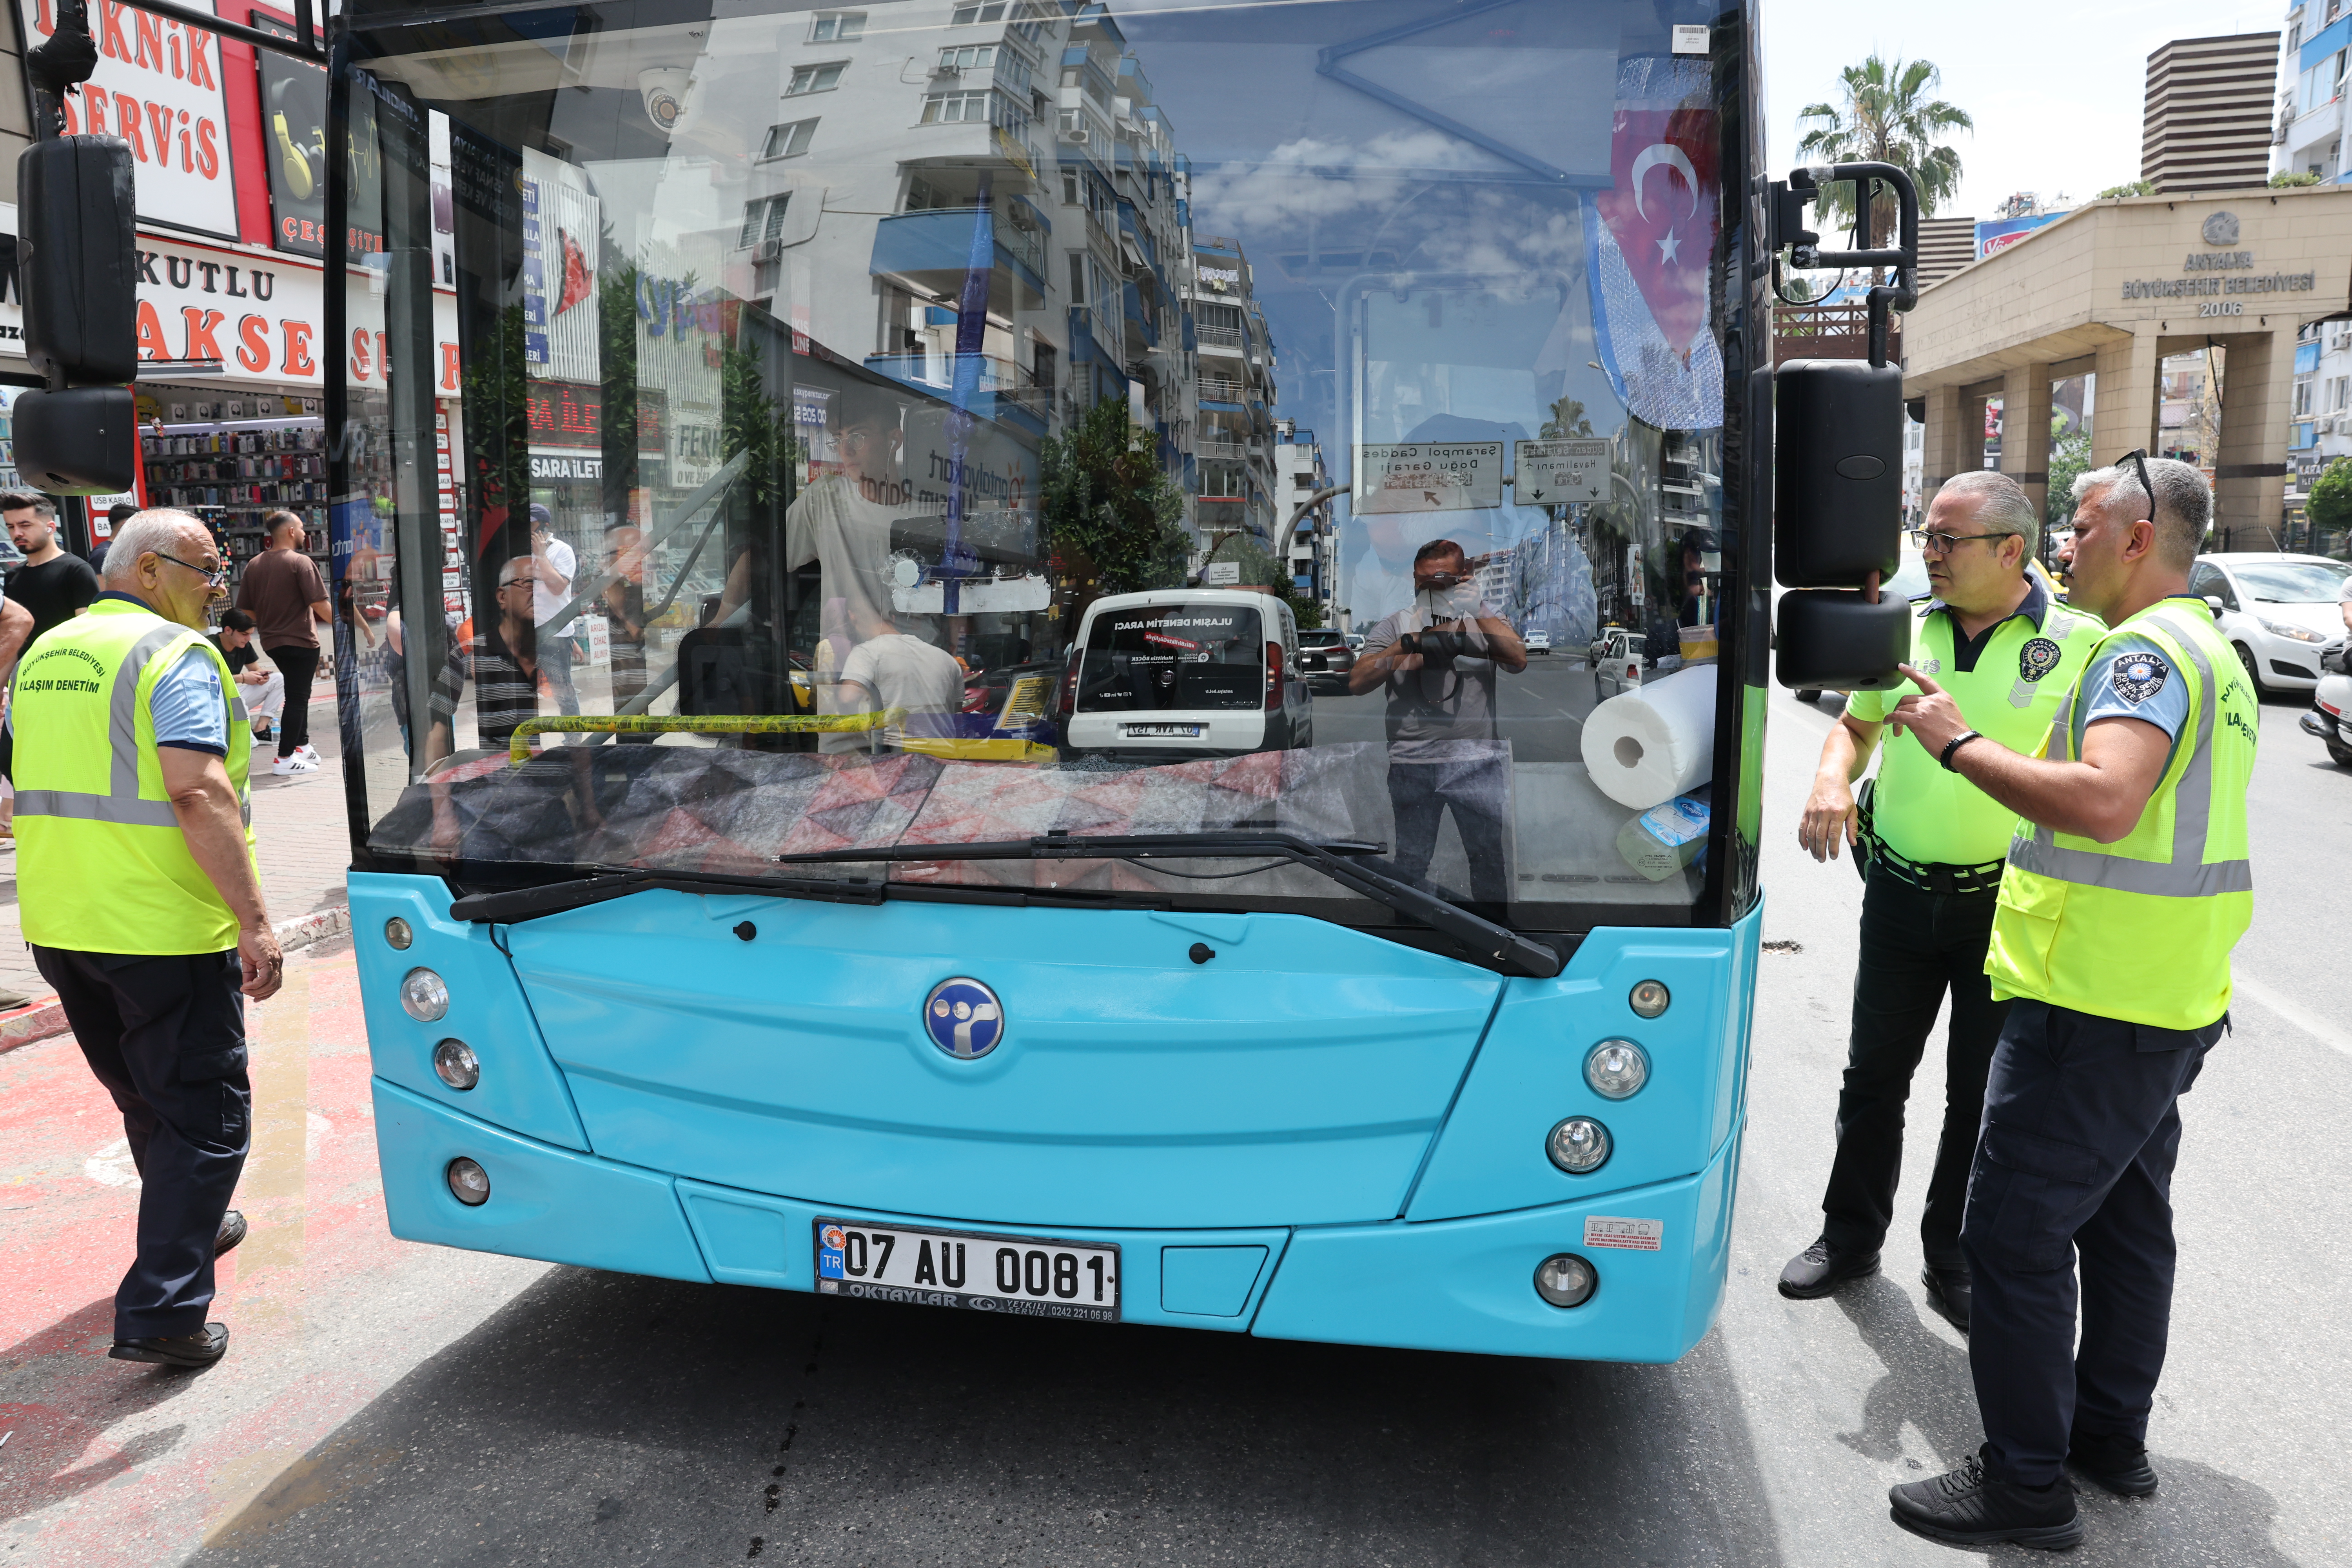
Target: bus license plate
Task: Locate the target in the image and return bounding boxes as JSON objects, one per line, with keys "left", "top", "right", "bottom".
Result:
{"left": 1124, "top": 724, "right": 1201, "bottom": 738}
{"left": 814, "top": 1220, "right": 1120, "bottom": 1322}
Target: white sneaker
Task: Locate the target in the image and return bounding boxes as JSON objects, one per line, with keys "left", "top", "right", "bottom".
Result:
{"left": 271, "top": 754, "right": 319, "bottom": 776}
{"left": 296, "top": 744, "right": 321, "bottom": 763}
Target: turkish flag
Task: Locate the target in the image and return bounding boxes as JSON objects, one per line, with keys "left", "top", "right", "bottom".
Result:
{"left": 1596, "top": 104, "right": 1719, "bottom": 359}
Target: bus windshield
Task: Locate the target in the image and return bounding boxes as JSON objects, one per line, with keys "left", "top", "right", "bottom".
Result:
{"left": 336, "top": 0, "right": 1750, "bottom": 933}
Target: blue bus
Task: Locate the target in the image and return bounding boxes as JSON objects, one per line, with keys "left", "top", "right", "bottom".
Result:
{"left": 315, "top": 0, "right": 1823, "bottom": 1363}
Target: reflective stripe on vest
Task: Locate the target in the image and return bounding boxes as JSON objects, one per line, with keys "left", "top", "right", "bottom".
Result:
{"left": 9, "top": 621, "right": 254, "bottom": 829}
{"left": 2003, "top": 606, "right": 2250, "bottom": 898}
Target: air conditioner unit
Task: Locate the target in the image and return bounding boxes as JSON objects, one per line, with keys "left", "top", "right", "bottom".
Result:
{"left": 756, "top": 238, "right": 783, "bottom": 261}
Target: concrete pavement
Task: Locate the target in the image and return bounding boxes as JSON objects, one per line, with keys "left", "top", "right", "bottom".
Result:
{"left": 0, "top": 684, "right": 2345, "bottom": 1566}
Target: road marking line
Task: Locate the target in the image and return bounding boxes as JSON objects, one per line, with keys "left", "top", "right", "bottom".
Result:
{"left": 2231, "top": 973, "right": 2352, "bottom": 1061}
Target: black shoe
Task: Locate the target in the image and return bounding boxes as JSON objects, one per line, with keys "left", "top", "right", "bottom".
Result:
{"left": 1889, "top": 1447, "right": 2082, "bottom": 1550}
{"left": 2068, "top": 1438, "right": 2158, "bottom": 1498}
{"left": 1922, "top": 1265, "right": 1971, "bottom": 1334}
{"left": 1778, "top": 1238, "right": 1881, "bottom": 1299}
{"left": 216, "top": 1209, "right": 248, "bottom": 1258}
{"left": 109, "top": 1324, "right": 229, "bottom": 1369}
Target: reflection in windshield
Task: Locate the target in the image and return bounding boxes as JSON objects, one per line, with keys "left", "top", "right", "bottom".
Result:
{"left": 340, "top": 0, "right": 1735, "bottom": 925}
{"left": 2233, "top": 562, "right": 2350, "bottom": 603}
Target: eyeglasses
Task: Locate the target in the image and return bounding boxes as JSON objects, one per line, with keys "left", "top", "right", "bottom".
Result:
{"left": 154, "top": 550, "right": 229, "bottom": 589}
{"left": 2120, "top": 448, "right": 2157, "bottom": 526}
{"left": 1906, "top": 527, "right": 2009, "bottom": 557}
{"left": 497, "top": 577, "right": 533, "bottom": 591}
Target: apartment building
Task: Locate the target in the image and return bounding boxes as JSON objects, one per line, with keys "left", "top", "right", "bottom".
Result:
{"left": 716, "top": 0, "right": 1230, "bottom": 563}
{"left": 1274, "top": 421, "right": 1334, "bottom": 617}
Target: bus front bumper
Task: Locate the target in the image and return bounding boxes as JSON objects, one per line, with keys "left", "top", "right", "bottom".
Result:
{"left": 375, "top": 1077, "right": 1739, "bottom": 1363}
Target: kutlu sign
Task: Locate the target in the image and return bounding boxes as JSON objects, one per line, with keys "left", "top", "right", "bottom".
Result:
{"left": 19, "top": 0, "right": 238, "bottom": 241}
{"left": 131, "top": 233, "right": 460, "bottom": 390}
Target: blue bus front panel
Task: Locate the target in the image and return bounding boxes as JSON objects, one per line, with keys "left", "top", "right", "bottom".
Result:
{"left": 354, "top": 873, "right": 1752, "bottom": 1362}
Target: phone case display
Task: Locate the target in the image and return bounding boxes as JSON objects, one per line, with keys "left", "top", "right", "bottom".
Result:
{"left": 143, "top": 425, "right": 330, "bottom": 516}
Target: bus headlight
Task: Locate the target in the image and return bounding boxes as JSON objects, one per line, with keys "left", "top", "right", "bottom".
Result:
{"left": 1584, "top": 1040, "right": 1650, "bottom": 1100}
{"left": 1547, "top": 1116, "right": 1612, "bottom": 1174}
{"left": 401, "top": 968, "right": 450, "bottom": 1021}
{"left": 1534, "top": 1253, "right": 1597, "bottom": 1308}
{"left": 446, "top": 1158, "right": 490, "bottom": 1206}
{"left": 1629, "top": 979, "right": 1669, "bottom": 1018}
{"left": 433, "top": 1039, "right": 480, "bottom": 1091}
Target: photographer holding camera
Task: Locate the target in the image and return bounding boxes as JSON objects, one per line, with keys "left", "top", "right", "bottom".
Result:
{"left": 1350, "top": 538, "right": 1527, "bottom": 902}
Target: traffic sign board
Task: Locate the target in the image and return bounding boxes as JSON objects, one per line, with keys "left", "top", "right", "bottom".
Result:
{"left": 1512, "top": 438, "right": 1610, "bottom": 505}
{"left": 1356, "top": 441, "right": 1505, "bottom": 513}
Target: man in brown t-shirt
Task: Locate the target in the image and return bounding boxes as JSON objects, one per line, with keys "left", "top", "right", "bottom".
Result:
{"left": 234, "top": 510, "right": 329, "bottom": 775}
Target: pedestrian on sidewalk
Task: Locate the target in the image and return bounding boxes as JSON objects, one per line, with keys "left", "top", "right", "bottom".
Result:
{"left": 92, "top": 501, "right": 138, "bottom": 573}
{"left": 1780, "top": 472, "right": 2101, "bottom": 1333}
{"left": 10, "top": 509, "right": 280, "bottom": 1371}
{"left": 211, "top": 609, "right": 285, "bottom": 742}
{"left": 234, "top": 510, "right": 329, "bottom": 777}
{"left": 4, "top": 491, "right": 102, "bottom": 641}
{"left": 1875, "top": 454, "right": 2252, "bottom": 1550}
{"left": 527, "top": 504, "right": 580, "bottom": 719}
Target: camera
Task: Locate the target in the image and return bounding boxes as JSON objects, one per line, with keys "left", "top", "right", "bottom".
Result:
{"left": 1399, "top": 626, "right": 1468, "bottom": 662}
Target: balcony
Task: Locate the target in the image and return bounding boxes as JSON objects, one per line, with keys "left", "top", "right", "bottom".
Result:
{"left": 870, "top": 207, "right": 1047, "bottom": 314}
{"left": 1772, "top": 303, "right": 1902, "bottom": 368}
{"left": 864, "top": 351, "right": 1049, "bottom": 438}
{"left": 1196, "top": 438, "right": 1249, "bottom": 460}
{"left": 1195, "top": 323, "right": 1245, "bottom": 352}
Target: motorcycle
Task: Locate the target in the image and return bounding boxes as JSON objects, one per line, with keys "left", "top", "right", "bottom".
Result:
{"left": 2302, "top": 635, "right": 2352, "bottom": 770}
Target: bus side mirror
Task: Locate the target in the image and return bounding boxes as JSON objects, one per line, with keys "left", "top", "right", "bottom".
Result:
{"left": 12, "top": 136, "right": 138, "bottom": 494}
{"left": 1773, "top": 358, "right": 1907, "bottom": 691}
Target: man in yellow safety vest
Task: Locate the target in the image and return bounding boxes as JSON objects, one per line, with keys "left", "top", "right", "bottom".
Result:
{"left": 11, "top": 509, "right": 285, "bottom": 1371}
{"left": 1873, "top": 454, "right": 2253, "bottom": 1550}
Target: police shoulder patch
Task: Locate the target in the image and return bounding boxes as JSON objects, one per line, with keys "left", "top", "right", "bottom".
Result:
{"left": 2018, "top": 637, "right": 2063, "bottom": 682}
{"left": 2110, "top": 650, "right": 2170, "bottom": 704}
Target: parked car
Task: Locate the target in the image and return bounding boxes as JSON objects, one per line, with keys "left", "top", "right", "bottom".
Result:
{"left": 1296, "top": 626, "right": 1357, "bottom": 693}
{"left": 2190, "top": 553, "right": 2351, "bottom": 697}
{"left": 1591, "top": 626, "right": 1646, "bottom": 700}
{"left": 1061, "top": 588, "right": 1312, "bottom": 757}
{"left": 1524, "top": 628, "right": 1553, "bottom": 655}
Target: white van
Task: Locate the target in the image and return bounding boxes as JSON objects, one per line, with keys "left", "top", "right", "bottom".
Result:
{"left": 1062, "top": 588, "right": 1312, "bottom": 757}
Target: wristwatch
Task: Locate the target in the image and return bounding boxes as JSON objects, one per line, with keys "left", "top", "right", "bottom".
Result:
{"left": 1939, "top": 730, "right": 1982, "bottom": 771}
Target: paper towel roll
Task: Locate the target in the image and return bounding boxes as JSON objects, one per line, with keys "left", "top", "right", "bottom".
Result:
{"left": 1580, "top": 663, "right": 1717, "bottom": 810}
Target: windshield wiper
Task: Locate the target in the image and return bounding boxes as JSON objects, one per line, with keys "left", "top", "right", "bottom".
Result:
{"left": 449, "top": 867, "right": 884, "bottom": 924}
{"left": 774, "top": 831, "right": 1564, "bottom": 978}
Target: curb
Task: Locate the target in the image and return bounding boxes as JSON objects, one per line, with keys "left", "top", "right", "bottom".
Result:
{"left": 0, "top": 904, "right": 353, "bottom": 1058}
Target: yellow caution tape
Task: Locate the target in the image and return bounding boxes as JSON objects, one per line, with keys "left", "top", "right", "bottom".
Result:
{"left": 508, "top": 710, "right": 904, "bottom": 766}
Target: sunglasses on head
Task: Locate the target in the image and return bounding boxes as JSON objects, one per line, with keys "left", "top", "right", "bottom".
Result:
{"left": 2120, "top": 448, "right": 2156, "bottom": 527}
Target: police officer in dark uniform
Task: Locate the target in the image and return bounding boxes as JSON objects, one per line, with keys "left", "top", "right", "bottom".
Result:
{"left": 1780, "top": 472, "right": 2098, "bottom": 1332}
{"left": 1879, "top": 456, "right": 2252, "bottom": 1549}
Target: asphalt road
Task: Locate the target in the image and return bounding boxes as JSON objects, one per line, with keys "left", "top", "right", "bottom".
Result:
{"left": 3, "top": 683, "right": 2346, "bottom": 1567}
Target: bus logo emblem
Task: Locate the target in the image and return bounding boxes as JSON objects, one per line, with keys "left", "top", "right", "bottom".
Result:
{"left": 924, "top": 978, "right": 1005, "bottom": 1059}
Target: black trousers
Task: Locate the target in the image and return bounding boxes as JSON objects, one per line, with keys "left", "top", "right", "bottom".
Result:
{"left": 1385, "top": 750, "right": 1510, "bottom": 904}
{"left": 1819, "top": 865, "right": 2008, "bottom": 1270}
{"left": 267, "top": 643, "right": 320, "bottom": 758}
{"left": 1963, "top": 999, "right": 2219, "bottom": 1486}
{"left": 34, "top": 946, "right": 250, "bottom": 1341}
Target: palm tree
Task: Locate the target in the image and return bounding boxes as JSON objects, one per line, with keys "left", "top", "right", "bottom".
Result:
{"left": 1794, "top": 55, "right": 1971, "bottom": 248}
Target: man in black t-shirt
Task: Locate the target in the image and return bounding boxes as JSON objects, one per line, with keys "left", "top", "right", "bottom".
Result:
{"left": 3, "top": 491, "right": 101, "bottom": 641}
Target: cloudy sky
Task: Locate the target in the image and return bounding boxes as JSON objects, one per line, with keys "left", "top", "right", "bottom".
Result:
{"left": 1761, "top": 0, "right": 2292, "bottom": 222}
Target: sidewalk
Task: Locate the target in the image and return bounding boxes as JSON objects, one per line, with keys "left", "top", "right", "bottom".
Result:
{"left": 0, "top": 678, "right": 358, "bottom": 1051}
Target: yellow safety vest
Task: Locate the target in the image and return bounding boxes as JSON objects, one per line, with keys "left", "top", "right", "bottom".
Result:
{"left": 12, "top": 598, "right": 256, "bottom": 954}
{"left": 1985, "top": 599, "right": 2256, "bottom": 1029}
{"left": 1847, "top": 584, "right": 2102, "bottom": 867}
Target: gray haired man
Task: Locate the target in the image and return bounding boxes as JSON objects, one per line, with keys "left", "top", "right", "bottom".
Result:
{"left": 1779, "top": 471, "right": 2103, "bottom": 1332}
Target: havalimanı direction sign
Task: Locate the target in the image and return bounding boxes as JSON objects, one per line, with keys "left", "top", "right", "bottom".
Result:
{"left": 1512, "top": 437, "right": 1609, "bottom": 505}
